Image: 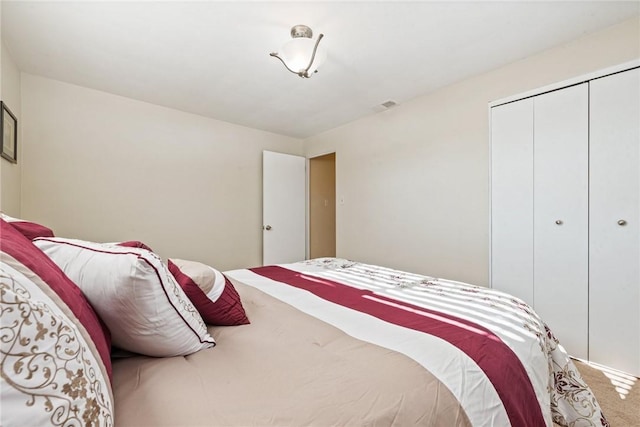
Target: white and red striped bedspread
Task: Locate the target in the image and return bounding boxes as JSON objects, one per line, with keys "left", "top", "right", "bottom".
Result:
{"left": 225, "top": 258, "right": 608, "bottom": 427}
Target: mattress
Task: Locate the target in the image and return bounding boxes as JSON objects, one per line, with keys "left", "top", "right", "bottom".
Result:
{"left": 111, "top": 258, "right": 607, "bottom": 427}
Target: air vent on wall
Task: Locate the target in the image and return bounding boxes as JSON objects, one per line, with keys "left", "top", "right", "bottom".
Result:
{"left": 373, "top": 100, "right": 399, "bottom": 112}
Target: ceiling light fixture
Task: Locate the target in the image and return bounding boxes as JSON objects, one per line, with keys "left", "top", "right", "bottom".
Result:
{"left": 270, "top": 25, "right": 325, "bottom": 78}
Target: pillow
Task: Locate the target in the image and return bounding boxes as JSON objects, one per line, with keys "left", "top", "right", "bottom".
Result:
{"left": 169, "top": 258, "right": 250, "bottom": 326}
{"left": 0, "top": 220, "right": 111, "bottom": 375}
{"left": 0, "top": 279, "right": 113, "bottom": 426}
{"left": 1, "top": 213, "right": 55, "bottom": 240}
{"left": 116, "top": 240, "right": 154, "bottom": 251}
{"left": 0, "top": 219, "right": 113, "bottom": 426}
{"left": 33, "top": 237, "right": 215, "bottom": 357}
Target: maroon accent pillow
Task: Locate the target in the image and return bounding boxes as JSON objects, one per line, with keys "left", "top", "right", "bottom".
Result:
{"left": 116, "top": 240, "right": 154, "bottom": 251}
{"left": 0, "top": 219, "right": 112, "bottom": 377}
{"left": 168, "top": 259, "right": 250, "bottom": 326}
{"left": 1, "top": 214, "right": 55, "bottom": 240}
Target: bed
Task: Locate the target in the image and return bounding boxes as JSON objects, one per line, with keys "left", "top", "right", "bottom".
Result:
{"left": 0, "top": 216, "right": 608, "bottom": 427}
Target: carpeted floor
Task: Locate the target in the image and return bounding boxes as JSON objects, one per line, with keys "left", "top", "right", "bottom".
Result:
{"left": 573, "top": 359, "right": 639, "bottom": 426}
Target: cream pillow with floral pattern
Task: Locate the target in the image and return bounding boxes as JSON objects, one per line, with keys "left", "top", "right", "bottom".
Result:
{"left": 1, "top": 264, "right": 113, "bottom": 427}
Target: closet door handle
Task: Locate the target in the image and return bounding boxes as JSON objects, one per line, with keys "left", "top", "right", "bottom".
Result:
{"left": 555, "top": 220, "right": 563, "bottom": 225}
{"left": 618, "top": 219, "right": 627, "bottom": 226}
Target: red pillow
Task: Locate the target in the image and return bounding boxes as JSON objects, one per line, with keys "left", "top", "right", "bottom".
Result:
{"left": 1, "top": 213, "right": 55, "bottom": 240}
{"left": 116, "top": 240, "right": 155, "bottom": 251}
{"left": 168, "top": 258, "right": 249, "bottom": 326}
{"left": 0, "top": 219, "right": 112, "bottom": 377}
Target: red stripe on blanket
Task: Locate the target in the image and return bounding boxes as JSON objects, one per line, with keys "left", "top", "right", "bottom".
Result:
{"left": 251, "top": 265, "right": 545, "bottom": 427}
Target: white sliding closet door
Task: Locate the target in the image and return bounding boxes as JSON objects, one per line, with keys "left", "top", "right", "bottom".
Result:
{"left": 589, "top": 68, "right": 640, "bottom": 376}
{"left": 490, "top": 100, "right": 534, "bottom": 305}
{"left": 533, "top": 84, "right": 589, "bottom": 360}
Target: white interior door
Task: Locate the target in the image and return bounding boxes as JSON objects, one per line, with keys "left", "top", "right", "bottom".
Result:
{"left": 490, "top": 99, "right": 534, "bottom": 305}
{"left": 263, "top": 151, "right": 306, "bottom": 265}
{"left": 533, "top": 83, "right": 589, "bottom": 360}
{"left": 589, "top": 68, "right": 640, "bottom": 376}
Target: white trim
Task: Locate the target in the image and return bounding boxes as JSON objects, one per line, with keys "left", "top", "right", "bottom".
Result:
{"left": 488, "top": 105, "right": 493, "bottom": 288}
{"left": 305, "top": 156, "right": 310, "bottom": 260}
{"left": 489, "top": 60, "right": 640, "bottom": 108}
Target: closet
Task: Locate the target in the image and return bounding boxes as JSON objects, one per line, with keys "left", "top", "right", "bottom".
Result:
{"left": 490, "top": 64, "right": 639, "bottom": 376}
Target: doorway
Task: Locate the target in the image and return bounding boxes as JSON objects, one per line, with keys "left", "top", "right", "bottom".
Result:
{"left": 309, "top": 153, "right": 336, "bottom": 258}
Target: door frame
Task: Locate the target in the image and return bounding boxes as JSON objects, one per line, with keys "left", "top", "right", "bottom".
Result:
{"left": 307, "top": 150, "right": 338, "bottom": 258}
{"left": 306, "top": 150, "right": 337, "bottom": 259}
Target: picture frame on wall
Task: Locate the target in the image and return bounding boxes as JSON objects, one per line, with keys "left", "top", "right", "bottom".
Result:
{"left": 1, "top": 101, "right": 18, "bottom": 164}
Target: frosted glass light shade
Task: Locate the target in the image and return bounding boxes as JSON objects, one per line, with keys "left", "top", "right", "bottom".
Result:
{"left": 281, "top": 37, "right": 326, "bottom": 74}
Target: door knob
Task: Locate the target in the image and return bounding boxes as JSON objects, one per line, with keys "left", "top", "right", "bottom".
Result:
{"left": 264, "top": 225, "right": 272, "bottom": 231}
{"left": 618, "top": 220, "right": 627, "bottom": 226}
{"left": 555, "top": 220, "right": 563, "bottom": 225}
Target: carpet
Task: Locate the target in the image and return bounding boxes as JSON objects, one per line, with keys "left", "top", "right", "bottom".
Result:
{"left": 574, "top": 359, "right": 639, "bottom": 426}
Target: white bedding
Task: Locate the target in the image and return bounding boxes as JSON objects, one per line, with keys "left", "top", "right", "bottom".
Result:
{"left": 225, "top": 258, "right": 608, "bottom": 427}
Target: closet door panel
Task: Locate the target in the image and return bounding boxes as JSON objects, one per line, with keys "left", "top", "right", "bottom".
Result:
{"left": 490, "top": 100, "right": 534, "bottom": 304}
{"left": 533, "top": 84, "right": 589, "bottom": 360}
{"left": 589, "top": 68, "right": 640, "bottom": 376}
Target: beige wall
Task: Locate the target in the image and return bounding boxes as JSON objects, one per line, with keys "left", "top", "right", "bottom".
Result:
{"left": 0, "top": 40, "right": 22, "bottom": 217}
{"left": 305, "top": 17, "right": 640, "bottom": 286}
{"left": 11, "top": 16, "right": 640, "bottom": 282}
{"left": 0, "top": 2, "right": 2, "bottom": 111}
{"left": 21, "top": 74, "right": 303, "bottom": 270}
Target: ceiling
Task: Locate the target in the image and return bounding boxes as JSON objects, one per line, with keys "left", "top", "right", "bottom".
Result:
{"left": 2, "top": 1, "right": 639, "bottom": 139}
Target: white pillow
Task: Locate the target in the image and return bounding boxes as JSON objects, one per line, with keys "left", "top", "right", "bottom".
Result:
{"left": 33, "top": 237, "right": 215, "bottom": 357}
